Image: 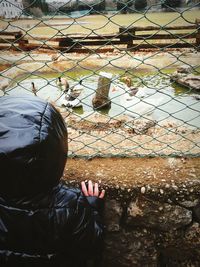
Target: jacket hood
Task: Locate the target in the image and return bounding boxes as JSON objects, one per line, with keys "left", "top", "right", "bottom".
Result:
{"left": 0, "top": 95, "right": 68, "bottom": 198}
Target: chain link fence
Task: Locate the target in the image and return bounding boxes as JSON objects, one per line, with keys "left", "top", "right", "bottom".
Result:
{"left": 0, "top": 0, "right": 200, "bottom": 158}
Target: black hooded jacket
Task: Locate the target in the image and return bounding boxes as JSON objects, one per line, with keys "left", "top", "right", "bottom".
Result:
{"left": 0, "top": 96, "right": 104, "bottom": 267}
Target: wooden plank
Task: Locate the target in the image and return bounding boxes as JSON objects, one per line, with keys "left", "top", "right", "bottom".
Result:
{"left": 60, "top": 47, "right": 114, "bottom": 53}
{"left": 64, "top": 34, "right": 118, "bottom": 40}
{"left": 0, "top": 39, "right": 19, "bottom": 44}
{"left": 22, "top": 36, "right": 62, "bottom": 42}
{"left": 17, "top": 42, "right": 115, "bottom": 53}
{"left": 120, "top": 32, "right": 197, "bottom": 40}
{"left": 24, "top": 33, "right": 118, "bottom": 42}
{"left": 59, "top": 39, "right": 128, "bottom": 47}
{"left": 0, "top": 36, "right": 15, "bottom": 40}
{"left": 128, "top": 42, "right": 196, "bottom": 50}
{"left": 0, "top": 44, "right": 20, "bottom": 50}
{"left": 119, "top": 25, "right": 197, "bottom": 33}
{"left": 15, "top": 40, "right": 196, "bottom": 52}
{"left": 14, "top": 43, "right": 53, "bottom": 51}
{"left": 0, "top": 31, "right": 22, "bottom": 37}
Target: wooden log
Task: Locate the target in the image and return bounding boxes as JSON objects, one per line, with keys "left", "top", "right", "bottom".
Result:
{"left": 60, "top": 47, "right": 114, "bottom": 53}
{"left": 18, "top": 39, "right": 29, "bottom": 50}
{"left": 57, "top": 33, "right": 118, "bottom": 40}
{"left": 0, "top": 38, "right": 16, "bottom": 43}
{"left": 0, "top": 31, "right": 22, "bottom": 37}
{"left": 59, "top": 38, "right": 75, "bottom": 47}
{"left": 63, "top": 39, "right": 126, "bottom": 46}
{"left": 92, "top": 72, "right": 112, "bottom": 110}
{"left": 125, "top": 33, "right": 197, "bottom": 40}
{"left": 127, "top": 42, "right": 195, "bottom": 51}
{"left": 119, "top": 25, "right": 196, "bottom": 33}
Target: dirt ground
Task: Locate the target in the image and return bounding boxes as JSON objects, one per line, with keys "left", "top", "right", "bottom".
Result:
{"left": 64, "top": 111, "right": 200, "bottom": 158}
{"left": 63, "top": 157, "right": 200, "bottom": 192}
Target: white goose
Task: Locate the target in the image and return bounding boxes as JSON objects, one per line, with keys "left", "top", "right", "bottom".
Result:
{"left": 121, "top": 87, "right": 165, "bottom": 119}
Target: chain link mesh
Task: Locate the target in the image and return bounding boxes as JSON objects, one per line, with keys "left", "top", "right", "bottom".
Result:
{"left": 0, "top": 0, "right": 200, "bottom": 158}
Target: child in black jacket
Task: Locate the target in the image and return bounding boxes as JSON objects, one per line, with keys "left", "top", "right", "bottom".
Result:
{"left": 0, "top": 95, "right": 105, "bottom": 267}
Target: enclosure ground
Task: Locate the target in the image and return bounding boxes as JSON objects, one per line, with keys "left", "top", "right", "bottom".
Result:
{"left": 64, "top": 157, "right": 200, "bottom": 188}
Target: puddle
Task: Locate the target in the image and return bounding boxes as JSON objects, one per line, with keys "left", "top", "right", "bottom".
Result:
{"left": 4, "top": 71, "right": 200, "bottom": 129}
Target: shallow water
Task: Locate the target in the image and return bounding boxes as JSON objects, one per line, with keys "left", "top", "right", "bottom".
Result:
{"left": 5, "top": 71, "right": 200, "bottom": 129}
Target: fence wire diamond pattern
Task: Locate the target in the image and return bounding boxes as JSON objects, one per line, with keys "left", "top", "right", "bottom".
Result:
{"left": 0, "top": 0, "right": 200, "bottom": 158}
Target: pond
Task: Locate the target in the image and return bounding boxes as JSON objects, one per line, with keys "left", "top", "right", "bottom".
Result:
{"left": 4, "top": 70, "right": 200, "bottom": 129}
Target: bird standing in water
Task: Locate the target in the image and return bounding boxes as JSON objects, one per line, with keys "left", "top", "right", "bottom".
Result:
{"left": 122, "top": 76, "right": 138, "bottom": 96}
{"left": 31, "top": 82, "right": 37, "bottom": 96}
{"left": 57, "top": 77, "right": 70, "bottom": 93}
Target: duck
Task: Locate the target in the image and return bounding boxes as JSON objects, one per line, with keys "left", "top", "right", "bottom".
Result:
{"left": 31, "top": 82, "right": 37, "bottom": 96}
{"left": 56, "top": 77, "right": 70, "bottom": 93}
{"left": 51, "top": 53, "right": 59, "bottom": 62}
{"left": 128, "top": 87, "right": 138, "bottom": 96}
{"left": 121, "top": 76, "right": 138, "bottom": 96}
{"left": 121, "top": 76, "right": 132, "bottom": 87}
{"left": 64, "top": 94, "right": 82, "bottom": 108}
{"left": 57, "top": 81, "right": 84, "bottom": 108}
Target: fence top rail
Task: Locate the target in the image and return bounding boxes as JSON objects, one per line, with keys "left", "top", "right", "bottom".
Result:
{"left": 119, "top": 24, "right": 198, "bottom": 33}
{"left": 0, "top": 31, "right": 23, "bottom": 36}
{"left": 22, "top": 33, "right": 119, "bottom": 42}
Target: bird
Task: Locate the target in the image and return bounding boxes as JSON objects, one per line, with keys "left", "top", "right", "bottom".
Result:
{"left": 121, "top": 76, "right": 138, "bottom": 96}
{"left": 51, "top": 53, "right": 59, "bottom": 62}
{"left": 57, "top": 81, "right": 84, "bottom": 108}
{"left": 56, "top": 77, "right": 70, "bottom": 93}
{"left": 121, "top": 88, "right": 165, "bottom": 119}
{"left": 128, "top": 87, "right": 138, "bottom": 96}
{"left": 31, "top": 82, "right": 37, "bottom": 96}
{"left": 121, "top": 76, "right": 132, "bottom": 87}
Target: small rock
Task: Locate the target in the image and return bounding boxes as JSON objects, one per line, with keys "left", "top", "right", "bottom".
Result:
{"left": 160, "top": 189, "right": 164, "bottom": 194}
{"left": 141, "top": 187, "right": 146, "bottom": 194}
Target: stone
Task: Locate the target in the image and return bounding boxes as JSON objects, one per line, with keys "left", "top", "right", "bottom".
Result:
{"left": 103, "top": 229, "right": 157, "bottom": 267}
{"left": 141, "top": 186, "right": 146, "bottom": 194}
{"left": 171, "top": 72, "right": 200, "bottom": 91}
{"left": 185, "top": 223, "right": 200, "bottom": 246}
{"left": 104, "top": 199, "right": 123, "bottom": 232}
{"left": 125, "top": 118, "right": 156, "bottom": 134}
{"left": 133, "top": 118, "right": 156, "bottom": 134}
{"left": 178, "top": 198, "right": 199, "bottom": 208}
{"left": 177, "top": 66, "right": 192, "bottom": 74}
{"left": 193, "top": 202, "right": 200, "bottom": 223}
{"left": 126, "top": 197, "right": 192, "bottom": 231}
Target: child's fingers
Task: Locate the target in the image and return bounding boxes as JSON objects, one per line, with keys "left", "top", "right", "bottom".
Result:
{"left": 88, "top": 180, "right": 93, "bottom": 196}
{"left": 81, "top": 181, "right": 89, "bottom": 196}
{"left": 99, "top": 189, "right": 105, "bottom": 199}
{"left": 94, "top": 183, "right": 99, "bottom": 197}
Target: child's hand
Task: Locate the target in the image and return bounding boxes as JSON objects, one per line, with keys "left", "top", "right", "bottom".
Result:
{"left": 81, "top": 180, "right": 105, "bottom": 199}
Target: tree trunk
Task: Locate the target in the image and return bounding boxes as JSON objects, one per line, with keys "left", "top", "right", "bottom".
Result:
{"left": 92, "top": 72, "right": 112, "bottom": 109}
